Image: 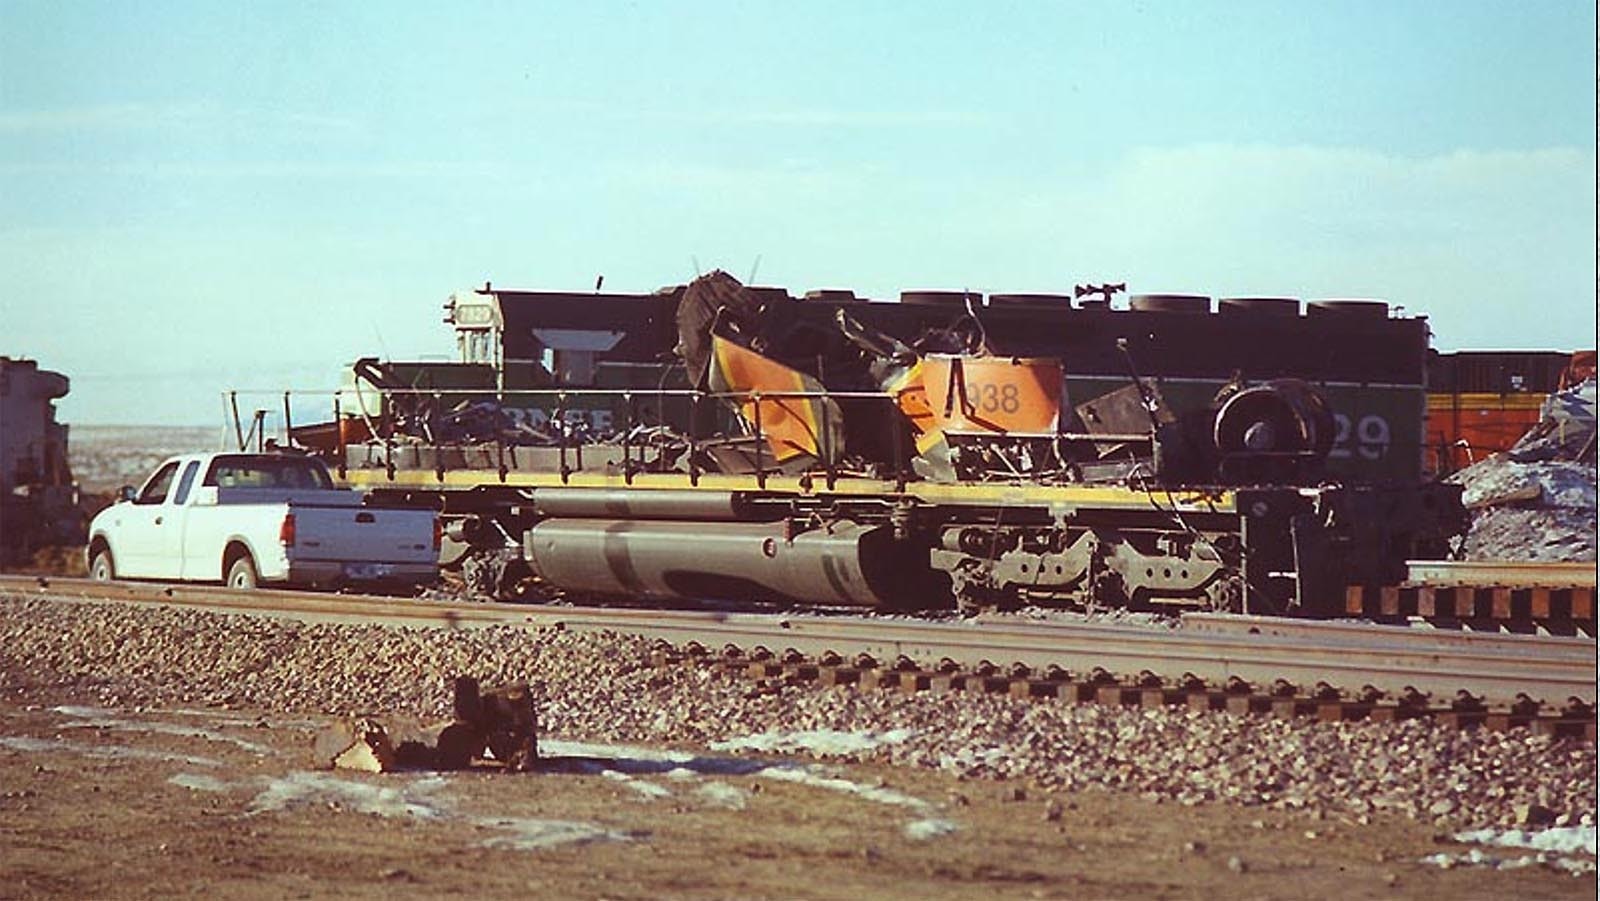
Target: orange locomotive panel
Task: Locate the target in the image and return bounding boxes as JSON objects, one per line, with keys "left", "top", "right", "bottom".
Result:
{"left": 709, "top": 336, "right": 843, "bottom": 463}
{"left": 918, "top": 355, "right": 1064, "bottom": 437}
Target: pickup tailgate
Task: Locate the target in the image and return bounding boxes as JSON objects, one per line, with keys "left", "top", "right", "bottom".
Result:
{"left": 287, "top": 504, "right": 437, "bottom": 568}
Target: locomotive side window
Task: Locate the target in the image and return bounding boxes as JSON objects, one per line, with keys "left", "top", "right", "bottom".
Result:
{"left": 136, "top": 461, "right": 180, "bottom": 505}
{"left": 459, "top": 329, "right": 493, "bottom": 364}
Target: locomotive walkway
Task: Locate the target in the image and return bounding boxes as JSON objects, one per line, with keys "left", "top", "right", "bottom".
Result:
{"left": 3, "top": 574, "right": 1592, "bottom": 737}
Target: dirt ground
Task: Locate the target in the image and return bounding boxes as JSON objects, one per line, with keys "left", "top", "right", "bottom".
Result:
{"left": 0, "top": 688, "right": 1591, "bottom": 900}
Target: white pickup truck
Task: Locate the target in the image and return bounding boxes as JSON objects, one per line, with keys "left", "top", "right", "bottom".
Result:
{"left": 86, "top": 452, "right": 439, "bottom": 590}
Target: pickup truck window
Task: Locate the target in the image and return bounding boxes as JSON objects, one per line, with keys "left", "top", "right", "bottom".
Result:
{"left": 136, "top": 462, "right": 180, "bottom": 505}
{"left": 202, "top": 455, "right": 334, "bottom": 490}
{"left": 173, "top": 460, "right": 201, "bottom": 505}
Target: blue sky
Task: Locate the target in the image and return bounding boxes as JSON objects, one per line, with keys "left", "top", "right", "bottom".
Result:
{"left": 2, "top": 1, "right": 1594, "bottom": 425}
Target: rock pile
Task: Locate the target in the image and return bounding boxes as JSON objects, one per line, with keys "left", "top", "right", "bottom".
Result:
{"left": 2, "top": 595, "right": 1593, "bottom": 832}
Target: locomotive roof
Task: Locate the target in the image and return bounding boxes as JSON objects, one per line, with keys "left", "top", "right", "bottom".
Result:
{"left": 467, "top": 284, "right": 1434, "bottom": 384}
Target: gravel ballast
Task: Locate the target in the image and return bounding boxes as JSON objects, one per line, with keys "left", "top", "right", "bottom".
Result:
{"left": 1, "top": 594, "right": 1593, "bottom": 833}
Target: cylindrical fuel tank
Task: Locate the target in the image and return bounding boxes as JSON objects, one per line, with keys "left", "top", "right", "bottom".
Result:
{"left": 531, "top": 487, "right": 758, "bottom": 521}
{"left": 524, "top": 519, "right": 914, "bottom": 607}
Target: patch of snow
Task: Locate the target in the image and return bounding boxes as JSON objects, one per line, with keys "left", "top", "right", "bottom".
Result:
{"left": 475, "top": 817, "right": 635, "bottom": 851}
{"left": 1421, "top": 849, "right": 1595, "bottom": 877}
{"left": 542, "top": 738, "right": 959, "bottom": 840}
{"left": 711, "top": 728, "right": 917, "bottom": 756}
{"left": 242, "top": 770, "right": 626, "bottom": 852}
{"left": 695, "top": 782, "right": 748, "bottom": 810}
{"left": 51, "top": 706, "right": 273, "bottom": 753}
{"left": 160, "top": 709, "right": 262, "bottom": 726}
{"left": 600, "top": 769, "right": 672, "bottom": 799}
{"left": 759, "top": 766, "right": 933, "bottom": 812}
{"left": 539, "top": 739, "right": 698, "bottom": 764}
{"left": 0, "top": 736, "right": 77, "bottom": 754}
{"left": 1420, "top": 825, "right": 1598, "bottom": 877}
{"left": 905, "top": 818, "right": 959, "bottom": 840}
{"left": 539, "top": 739, "right": 767, "bottom": 777}
{"left": 163, "top": 708, "right": 324, "bottom": 729}
{"left": 0, "top": 735, "right": 221, "bottom": 767}
{"left": 169, "top": 773, "right": 232, "bottom": 793}
{"left": 48, "top": 705, "right": 116, "bottom": 719}
{"left": 247, "top": 772, "right": 450, "bottom": 819}
{"left": 1551, "top": 857, "right": 1598, "bottom": 876}
{"left": 1455, "top": 825, "right": 1597, "bottom": 856}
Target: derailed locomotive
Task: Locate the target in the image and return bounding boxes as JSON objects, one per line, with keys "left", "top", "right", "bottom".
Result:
{"left": 288, "top": 274, "right": 1465, "bottom": 614}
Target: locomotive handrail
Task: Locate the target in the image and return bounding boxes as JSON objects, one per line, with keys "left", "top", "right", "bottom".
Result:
{"left": 222, "top": 384, "right": 1165, "bottom": 488}
{"left": 223, "top": 385, "right": 929, "bottom": 485}
{"left": 220, "top": 386, "right": 920, "bottom": 400}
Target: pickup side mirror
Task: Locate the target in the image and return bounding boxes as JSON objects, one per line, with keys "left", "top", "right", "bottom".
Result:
{"left": 116, "top": 485, "right": 137, "bottom": 503}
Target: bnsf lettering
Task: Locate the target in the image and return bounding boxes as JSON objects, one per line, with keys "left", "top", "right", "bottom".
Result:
{"left": 509, "top": 407, "right": 615, "bottom": 432}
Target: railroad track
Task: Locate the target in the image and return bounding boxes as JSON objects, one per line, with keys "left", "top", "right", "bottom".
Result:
{"left": 3, "top": 574, "right": 1593, "bottom": 738}
{"left": 1344, "top": 559, "right": 1595, "bottom": 634}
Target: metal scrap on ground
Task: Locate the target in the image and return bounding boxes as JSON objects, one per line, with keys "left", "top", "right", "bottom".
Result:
{"left": 315, "top": 677, "right": 539, "bottom": 774}
{"left": 1449, "top": 377, "right": 1597, "bottom": 562}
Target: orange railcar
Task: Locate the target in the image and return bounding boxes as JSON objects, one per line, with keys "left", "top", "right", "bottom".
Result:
{"left": 1424, "top": 350, "right": 1593, "bottom": 474}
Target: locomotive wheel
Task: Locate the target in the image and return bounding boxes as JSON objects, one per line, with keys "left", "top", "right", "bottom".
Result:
{"left": 227, "top": 555, "right": 259, "bottom": 590}
{"left": 1203, "top": 574, "right": 1244, "bottom": 613}
{"left": 461, "top": 549, "right": 534, "bottom": 601}
{"left": 90, "top": 549, "right": 115, "bottom": 582}
{"left": 496, "top": 557, "right": 534, "bottom": 600}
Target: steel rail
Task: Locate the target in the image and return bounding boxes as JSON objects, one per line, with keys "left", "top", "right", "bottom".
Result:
{"left": 1161, "top": 612, "right": 1596, "bottom": 654}
{"left": 1, "top": 575, "right": 1592, "bottom": 709}
{"left": 1406, "top": 559, "right": 1596, "bottom": 589}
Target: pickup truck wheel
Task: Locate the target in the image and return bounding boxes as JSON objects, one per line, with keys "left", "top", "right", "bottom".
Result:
{"left": 90, "top": 550, "right": 115, "bottom": 582}
{"left": 227, "top": 556, "right": 259, "bottom": 590}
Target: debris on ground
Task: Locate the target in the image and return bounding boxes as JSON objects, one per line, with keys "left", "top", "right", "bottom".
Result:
{"left": 313, "top": 677, "right": 539, "bottom": 773}
{"left": 314, "top": 716, "right": 398, "bottom": 773}
{"left": 1447, "top": 378, "right": 1597, "bottom": 562}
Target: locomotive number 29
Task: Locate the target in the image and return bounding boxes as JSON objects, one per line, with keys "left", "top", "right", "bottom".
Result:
{"left": 1330, "top": 413, "right": 1392, "bottom": 460}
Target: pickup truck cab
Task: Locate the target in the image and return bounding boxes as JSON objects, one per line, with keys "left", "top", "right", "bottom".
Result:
{"left": 87, "top": 452, "right": 439, "bottom": 590}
